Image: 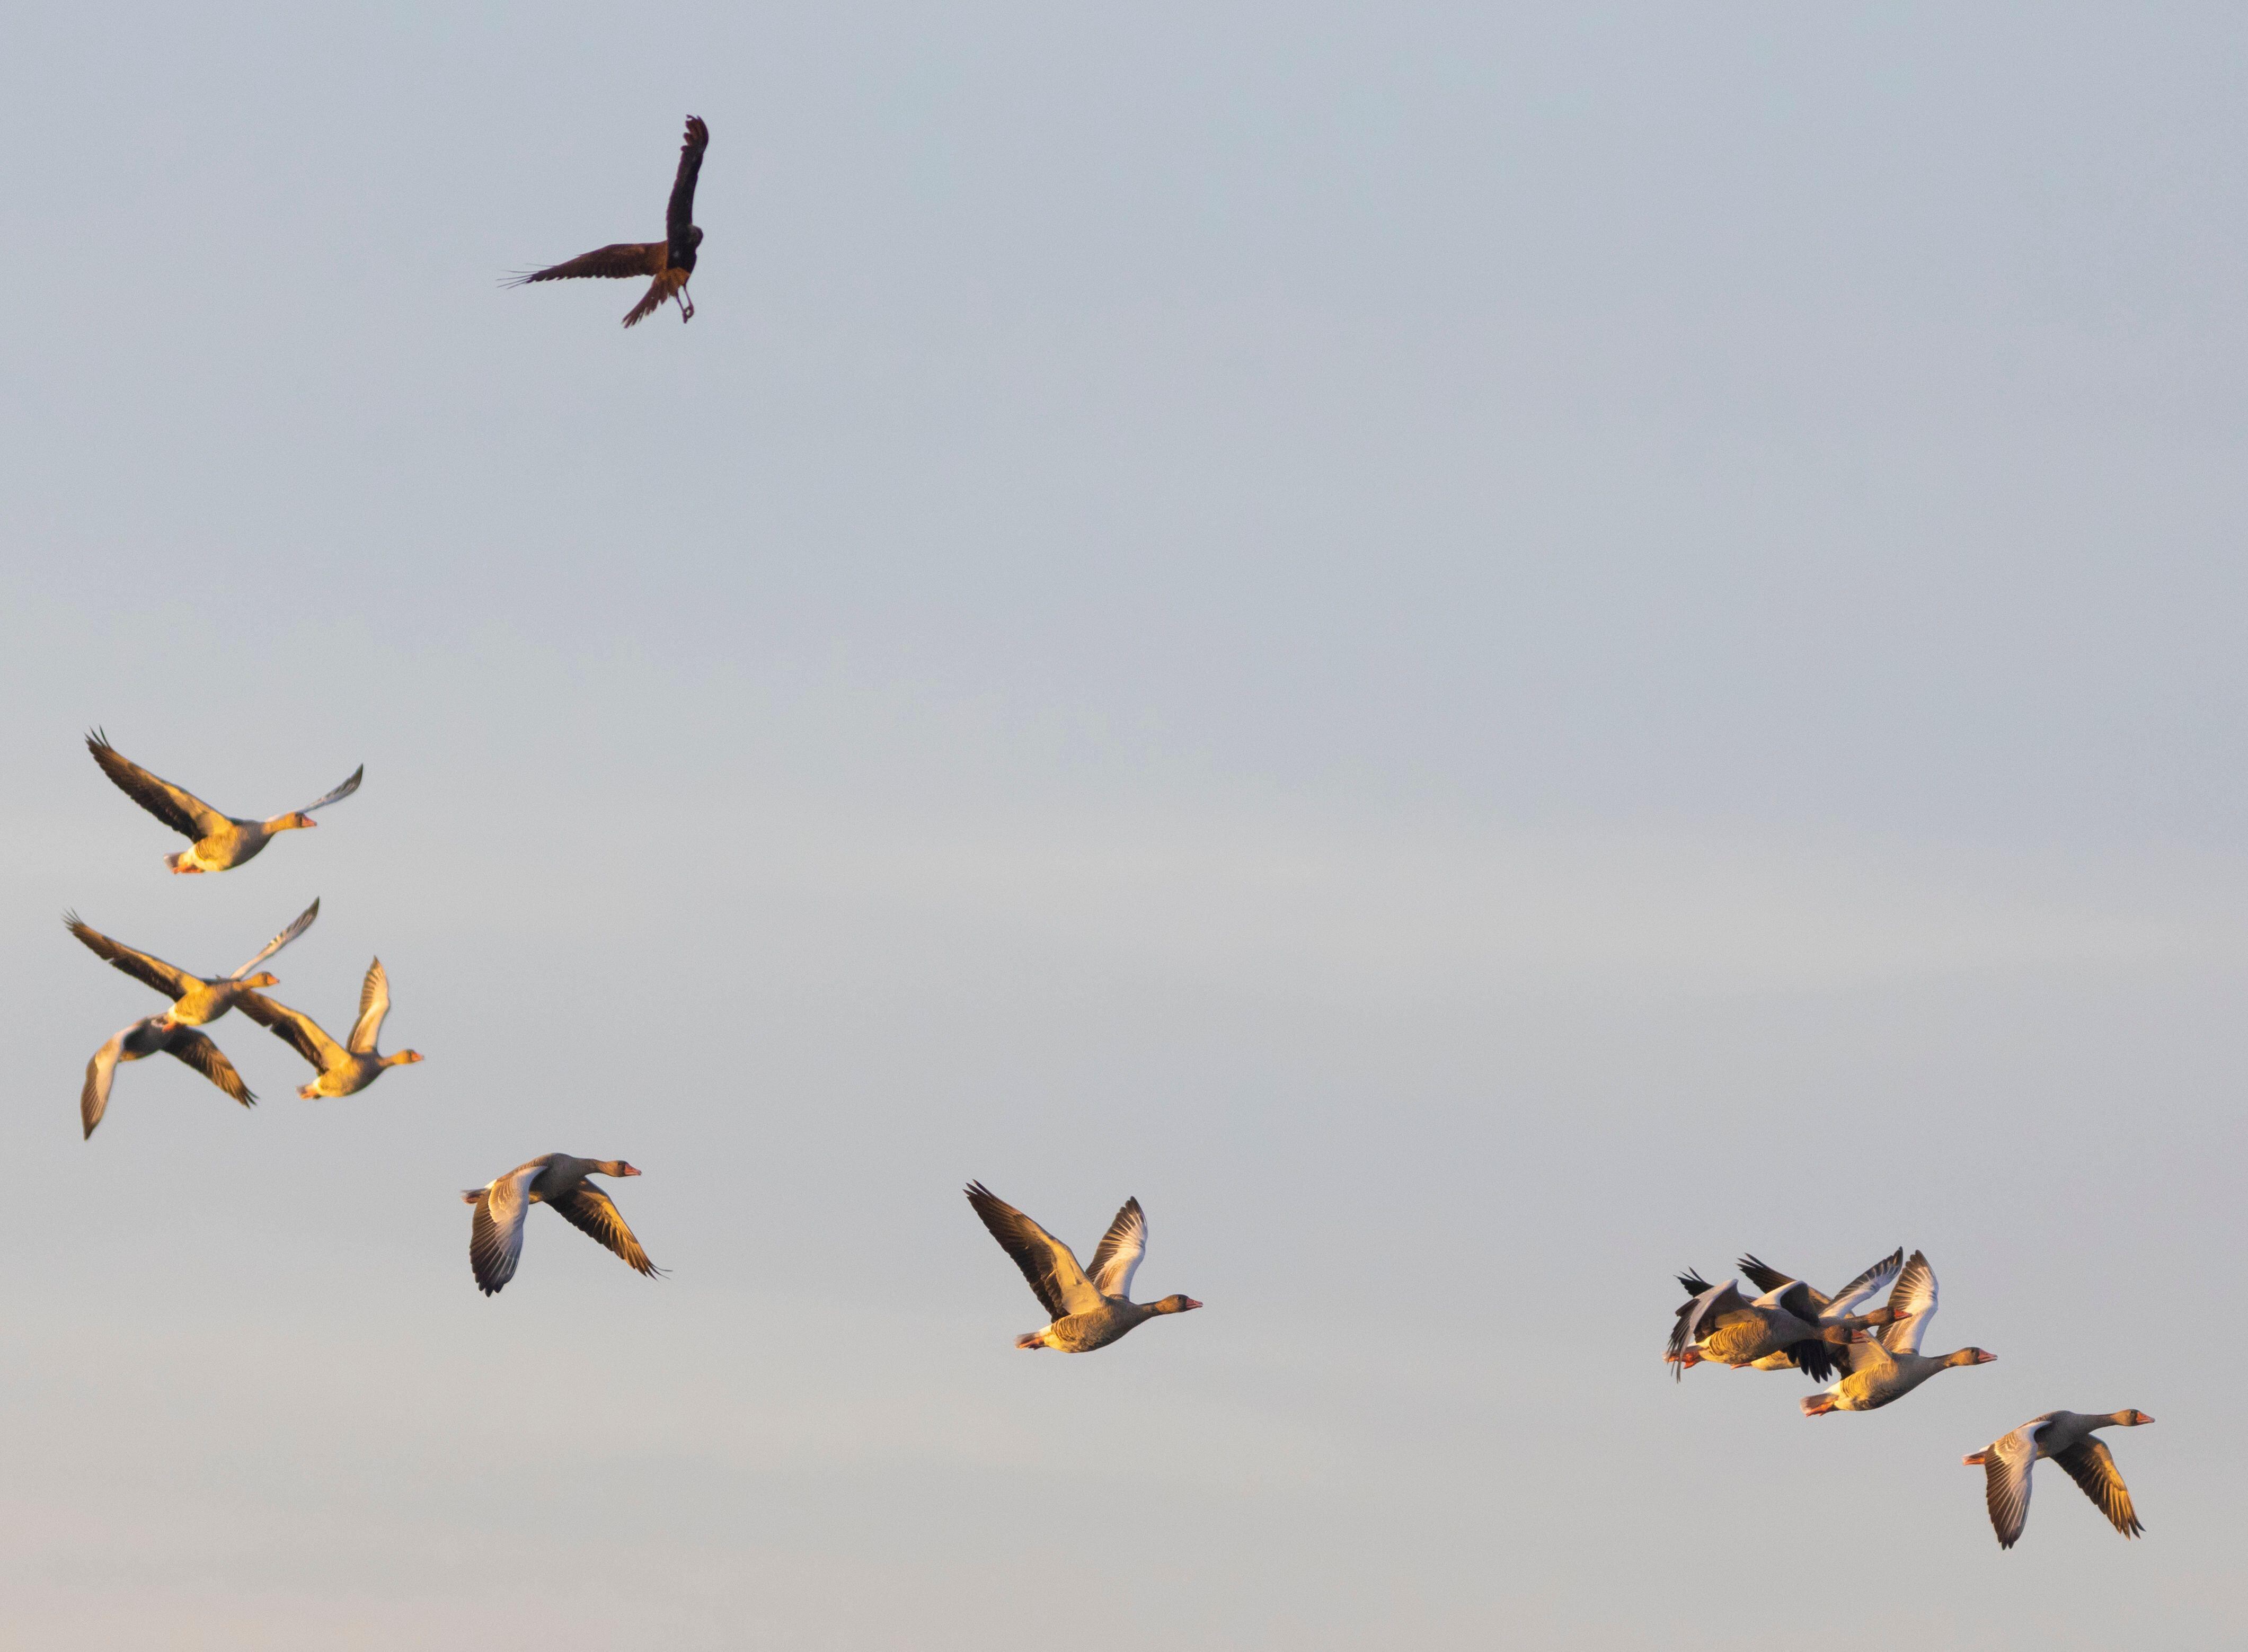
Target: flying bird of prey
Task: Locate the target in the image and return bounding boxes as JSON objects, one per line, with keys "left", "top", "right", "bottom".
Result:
{"left": 507, "top": 116, "right": 710, "bottom": 327}
{"left": 964, "top": 1182, "right": 1202, "bottom": 1353}
{"left": 87, "top": 730, "right": 361, "bottom": 874}
{"left": 66, "top": 900, "right": 321, "bottom": 1026}
{"left": 81, "top": 1014, "right": 254, "bottom": 1139}
{"left": 235, "top": 957, "right": 424, "bottom": 1098}
{"left": 463, "top": 1155, "right": 662, "bottom": 1295}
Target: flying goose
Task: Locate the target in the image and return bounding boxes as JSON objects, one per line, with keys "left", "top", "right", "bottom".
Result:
{"left": 1801, "top": 1250, "right": 1995, "bottom": 1415}
{"left": 463, "top": 1156, "right": 661, "bottom": 1295}
{"left": 235, "top": 957, "right": 423, "bottom": 1098}
{"left": 87, "top": 730, "right": 361, "bottom": 873}
{"left": 81, "top": 1014, "right": 254, "bottom": 1138}
{"left": 1666, "top": 1255, "right": 1904, "bottom": 1383}
{"left": 507, "top": 116, "right": 710, "bottom": 327}
{"left": 964, "top": 1182, "right": 1202, "bottom": 1353}
{"left": 1964, "top": 1409, "right": 2154, "bottom": 1549}
{"left": 65, "top": 901, "right": 320, "bottom": 1026}
{"left": 1734, "top": 1247, "right": 1906, "bottom": 1371}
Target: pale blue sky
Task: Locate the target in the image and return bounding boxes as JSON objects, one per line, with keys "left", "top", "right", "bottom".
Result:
{"left": 4, "top": 5, "right": 2245, "bottom": 1648}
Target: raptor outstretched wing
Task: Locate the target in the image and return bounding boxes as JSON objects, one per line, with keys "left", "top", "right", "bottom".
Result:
{"left": 667, "top": 116, "right": 709, "bottom": 254}
{"left": 506, "top": 242, "right": 667, "bottom": 286}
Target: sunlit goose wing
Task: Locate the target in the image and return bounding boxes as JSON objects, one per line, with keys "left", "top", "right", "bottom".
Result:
{"left": 1880, "top": 1251, "right": 1938, "bottom": 1355}
{"left": 1736, "top": 1255, "right": 1819, "bottom": 1307}
{"left": 2053, "top": 1438, "right": 2143, "bottom": 1538}
{"left": 348, "top": 958, "right": 390, "bottom": 1054}
{"left": 550, "top": 1180, "right": 663, "bottom": 1278}
{"left": 1683, "top": 1280, "right": 1745, "bottom": 1345}
{"left": 166, "top": 1029, "right": 254, "bottom": 1107}
{"left": 1751, "top": 1280, "right": 1823, "bottom": 1322}
{"left": 81, "top": 1025, "right": 135, "bottom": 1136}
{"left": 1824, "top": 1247, "right": 1905, "bottom": 1318}
{"left": 228, "top": 899, "right": 321, "bottom": 980}
{"left": 297, "top": 767, "right": 364, "bottom": 815}
{"left": 964, "top": 1182, "right": 1104, "bottom": 1319}
{"left": 85, "top": 730, "right": 229, "bottom": 842}
{"left": 65, "top": 912, "right": 192, "bottom": 1000}
{"left": 169, "top": 1029, "right": 255, "bottom": 1106}
{"left": 468, "top": 1163, "right": 544, "bottom": 1296}
{"left": 1981, "top": 1421, "right": 2041, "bottom": 1549}
{"left": 1085, "top": 1196, "right": 1147, "bottom": 1299}
{"left": 236, "top": 989, "right": 350, "bottom": 1073}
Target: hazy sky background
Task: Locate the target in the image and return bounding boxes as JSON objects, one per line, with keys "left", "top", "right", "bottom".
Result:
{"left": 4, "top": 4, "right": 2246, "bottom": 1647}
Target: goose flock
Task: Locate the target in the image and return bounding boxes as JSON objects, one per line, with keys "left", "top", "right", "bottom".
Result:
{"left": 63, "top": 114, "right": 2163, "bottom": 1570}
{"left": 68, "top": 716, "right": 1201, "bottom": 1327}
{"left": 1668, "top": 1247, "right": 2154, "bottom": 1547}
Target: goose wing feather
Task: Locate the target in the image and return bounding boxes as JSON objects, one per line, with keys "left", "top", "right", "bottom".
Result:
{"left": 65, "top": 912, "right": 193, "bottom": 1000}
{"left": 1085, "top": 1196, "right": 1147, "bottom": 1299}
{"left": 1881, "top": 1250, "right": 1939, "bottom": 1355}
{"left": 234, "top": 989, "right": 348, "bottom": 1072}
{"left": 1737, "top": 1254, "right": 1818, "bottom": 1307}
{"left": 298, "top": 768, "right": 362, "bottom": 815}
{"left": 2052, "top": 1438, "right": 2142, "bottom": 1538}
{"left": 548, "top": 1180, "right": 662, "bottom": 1279}
{"left": 348, "top": 958, "right": 390, "bottom": 1054}
{"left": 86, "top": 731, "right": 229, "bottom": 840}
{"left": 964, "top": 1182, "right": 1103, "bottom": 1319}
{"left": 1823, "top": 1247, "right": 1906, "bottom": 1320}
{"left": 81, "top": 1028, "right": 128, "bottom": 1138}
{"left": 1983, "top": 1422, "right": 2042, "bottom": 1548}
{"left": 469, "top": 1164, "right": 544, "bottom": 1295}
{"left": 164, "top": 1029, "right": 254, "bottom": 1106}
{"left": 229, "top": 899, "right": 321, "bottom": 980}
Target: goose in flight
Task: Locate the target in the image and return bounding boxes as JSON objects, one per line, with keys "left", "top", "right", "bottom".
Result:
{"left": 1732, "top": 1247, "right": 1906, "bottom": 1371}
{"left": 1666, "top": 1251, "right": 1904, "bottom": 1383}
{"left": 507, "top": 116, "right": 710, "bottom": 327}
{"left": 65, "top": 900, "right": 320, "bottom": 1026}
{"left": 87, "top": 730, "right": 361, "bottom": 874}
{"left": 235, "top": 957, "right": 423, "bottom": 1098}
{"left": 1801, "top": 1250, "right": 1995, "bottom": 1415}
{"left": 463, "top": 1155, "right": 661, "bottom": 1295}
{"left": 1964, "top": 1409, "right": 2154, "bottom": 1549}
{"left": 964, "top": 1182, "right": 1202, "bottom": 1353}
{"left": 81, "top": 1014, "right": 254, "bottom": 1138}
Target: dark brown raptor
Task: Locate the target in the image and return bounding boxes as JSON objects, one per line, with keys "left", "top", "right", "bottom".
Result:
{"left": 508, "top": 116, "right": 710, "bottom": 327}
